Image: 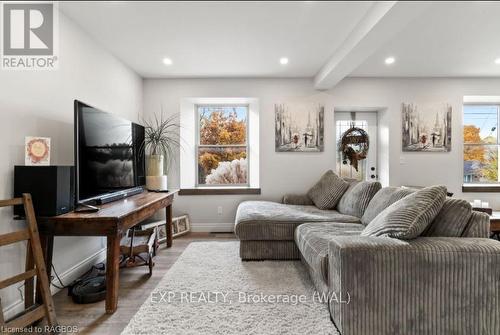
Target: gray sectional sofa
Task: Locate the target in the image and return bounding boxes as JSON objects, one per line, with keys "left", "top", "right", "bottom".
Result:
{"left": 234, "top": 179, "right": 500, "bottom": 335}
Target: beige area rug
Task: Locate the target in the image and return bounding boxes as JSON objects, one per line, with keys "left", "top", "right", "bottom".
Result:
{"left": 121, "top": 242, "right": 338, "bottom": 335}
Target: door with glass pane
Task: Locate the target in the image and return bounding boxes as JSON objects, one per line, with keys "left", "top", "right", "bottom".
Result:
{"left": 335, "top": 112, "right": 378, "bottom": 181}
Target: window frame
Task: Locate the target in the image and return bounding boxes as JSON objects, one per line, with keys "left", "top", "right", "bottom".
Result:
{"left": 462, "top": 103, "right": 500, "bottom": 191}
{"left": 194, "top": 104, "right": 250, "bottom": 187}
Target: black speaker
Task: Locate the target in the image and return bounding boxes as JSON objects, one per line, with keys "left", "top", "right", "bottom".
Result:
{"left": 14, "top": 166, "right": 75, "bottom": 217}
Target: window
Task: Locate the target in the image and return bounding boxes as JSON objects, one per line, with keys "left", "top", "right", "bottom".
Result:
{"left": 179, "top": 97, "right": 259, "bottom": 194}
{"left": 196, "top": 105, "right": 248, "bottom": 186}
{"left": 463, "top": 105, "right": 500, "bottom": 185}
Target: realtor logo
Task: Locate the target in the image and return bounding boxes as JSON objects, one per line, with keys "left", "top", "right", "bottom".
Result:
{"left": 1, "top": 1, "right": 59, "bottom": 70}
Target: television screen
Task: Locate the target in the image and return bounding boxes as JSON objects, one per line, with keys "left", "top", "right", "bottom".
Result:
{"left": 75, "top": 101, "right": 145, "bottom": 202}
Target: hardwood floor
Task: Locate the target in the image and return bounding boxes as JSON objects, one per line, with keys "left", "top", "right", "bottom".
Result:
{"left": 52, "top": 232, "right": 236, "bottom": 335}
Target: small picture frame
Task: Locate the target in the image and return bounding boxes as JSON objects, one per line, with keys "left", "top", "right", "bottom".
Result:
{"left": 141, "top": 221, "right": 167, "bottom": 243}
{"left": 140, "top": 214, "right": 191, "bottom": 242}
{"left": 25, "top": 136, "right": 51, "bottom": 165}
{"left": 172, "top": 215, "right": 191, "bottom": 238}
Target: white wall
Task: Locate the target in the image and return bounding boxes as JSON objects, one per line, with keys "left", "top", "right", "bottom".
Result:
{"left": 331, "top": 77, "right": 500, "bottom": 202}
{"left": 143, "top": 77, "right": 500, "bottom": 230}
{"left": 143, "top": 78, "right": 337, "bottom": 231}
{"left": 0, "top": 13, "right": 142, "bottom": 315}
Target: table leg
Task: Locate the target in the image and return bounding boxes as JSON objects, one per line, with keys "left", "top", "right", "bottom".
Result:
{"left": 106, "top": 234, "right": 121, "bottom": 314}
{"left": 166, "top": 205, "right": 173, "bottom": 248}
{"left": 36, "top": 235, "right": 54, "bottom": 304}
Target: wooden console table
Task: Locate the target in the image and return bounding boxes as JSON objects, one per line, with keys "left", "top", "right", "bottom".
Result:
{"left": 36, "top": 191, "right": 176, "bottom": 314}
{"left": 490, "top": 211, "right": 500, "bottom": 239}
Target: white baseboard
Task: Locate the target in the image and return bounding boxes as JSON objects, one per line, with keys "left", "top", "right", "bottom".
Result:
{"left": 3, "top": 248, "right": 107, "bottom": 320}
{"left": 191, "top": 222, "right": 234, "bottom": 233}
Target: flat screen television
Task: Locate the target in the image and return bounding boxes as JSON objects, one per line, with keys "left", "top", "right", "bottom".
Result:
{"left": 74, "top": 100, "right": 145, "bottom": 204}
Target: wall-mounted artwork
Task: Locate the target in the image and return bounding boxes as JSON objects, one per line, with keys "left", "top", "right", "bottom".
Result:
{"left": 275, "top": 103, "right": 324, "bottom": 152}
{"left": 402, "top": 103, "right": 452, "bottom": 152}
{"left": 25, "top": 136, "right": 51, "bottom": 165}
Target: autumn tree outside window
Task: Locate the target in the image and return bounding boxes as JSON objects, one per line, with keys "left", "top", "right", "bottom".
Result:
{"left": 196, "top": 105, "right": 249, "bottom": 186}
{"left": 463, "top": 105, "right": 500, "bottom": 185}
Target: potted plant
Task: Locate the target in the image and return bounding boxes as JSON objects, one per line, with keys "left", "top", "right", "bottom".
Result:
{"left": 142, "top": 113, "right": 180, "bottom": 190}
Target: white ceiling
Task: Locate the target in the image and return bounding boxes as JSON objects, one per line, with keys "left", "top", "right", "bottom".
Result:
{"left": 59, "top": 1, "right": 500, "bottom": 87}
{"left": 59, "top": 1, "right": 373, "bottom": 78}
{"left": 352, "top": 2, "right": 500, "bottom": 77}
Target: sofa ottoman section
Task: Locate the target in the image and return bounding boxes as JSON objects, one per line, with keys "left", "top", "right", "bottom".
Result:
{"left": 235, "top": 201, "right": 361, "bottom": 239}
{"left": 235, "top": 201, "right": 360, "bottom": 260}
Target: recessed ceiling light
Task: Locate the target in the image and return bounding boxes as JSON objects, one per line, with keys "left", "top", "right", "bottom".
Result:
{"left": 162, "top": 57, "right": 173, "bottom": 66}
{"left": 279, "top": 57, "right": 289, "bottom": 65}
{"left": 495, "top": 58, "right": 500, "bottom": 65}
{"left": 385, "top": 57, "right": 395, "bottom": 65}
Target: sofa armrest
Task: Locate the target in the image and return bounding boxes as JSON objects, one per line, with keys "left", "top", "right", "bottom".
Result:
{"left": 327, "top": 236, "right": 500, "bottom": 335}
{"left": 282, "top": 194, "right": 313, "bottom": 206}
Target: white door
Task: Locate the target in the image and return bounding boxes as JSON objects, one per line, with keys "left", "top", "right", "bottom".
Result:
{"left": 335, "top": 111, "right": 378, "bottom": 181}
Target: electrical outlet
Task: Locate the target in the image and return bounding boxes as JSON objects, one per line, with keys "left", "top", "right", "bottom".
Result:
{"left": 217, "top": 206, "right": 223, "bottom": 216}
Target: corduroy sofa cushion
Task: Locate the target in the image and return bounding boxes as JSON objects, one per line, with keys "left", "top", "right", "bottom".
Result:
{"left": 337, "top": 181, "right": 382, "bottom": 218}
{"left": 361, "top": 185, "right": 447, "bottom": 239}
{"left": 360, "top": 187, "right": 415, "bottom": 225}
{"left": 461, "top": 210, "right": 490, "bottom": 238}
{"left": 423, "top": 198, "right": 473, "bottom": 237}
{"left": 282, "top": 194, "right": 314, "bottom": 206}
{"left": 307, "top": 170, "right": 349, "bottom": 210}
{"left": 295, "top": 222, "right": 364, "bottom": 284}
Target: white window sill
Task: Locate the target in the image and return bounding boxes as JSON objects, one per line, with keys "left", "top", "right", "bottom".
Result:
{"left": 462, "top": 184, "right": 500, "bottom": 193}
{"left": 178, "top": 187, "right": 261, "bottom": 195}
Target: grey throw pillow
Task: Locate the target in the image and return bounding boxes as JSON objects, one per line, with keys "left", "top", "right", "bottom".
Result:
{"left": 361, "top": 185, "right": 447, "bottom": 239}
{"left": 337, "top": 181, "right": 382, "bottom": 218}
{"left": 422, "top": 198, "right": 472, "bottom": 237}
{"left": 307, "top": 170, "right": 349, "bottom": 210}
{"left": 361, "top": 187, "right": 415, "bottom": 225}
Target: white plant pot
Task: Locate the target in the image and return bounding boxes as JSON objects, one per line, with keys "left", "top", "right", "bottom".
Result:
{"left": 146, "top": 155, "right": 168, "bottom": 191}
{"left": 146, "top": 175, "right": 168, "bottom": 191}
{"left": 146, "top": 155, "right": 164, "bottom": 176}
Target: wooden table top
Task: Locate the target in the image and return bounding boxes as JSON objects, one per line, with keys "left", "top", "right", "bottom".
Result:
{"left": 53, "top": 191, "right": 176, "bottom": 222}
{"left": 37, "top": 191, "right": 177, "bottom": 236}
{"left": 491, "top": 211, "right": 500, "bottom": 221}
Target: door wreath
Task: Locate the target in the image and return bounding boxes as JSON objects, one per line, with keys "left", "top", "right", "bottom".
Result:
{"left": 339, "top": 127, "right": 369, "bottom": 172}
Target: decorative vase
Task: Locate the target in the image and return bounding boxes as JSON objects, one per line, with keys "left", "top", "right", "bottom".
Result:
{"left": 147, "top": 155, "right": 164, "bottom": 176}
{"left": 146, "top": 155, "right": 168, "bottom": 191}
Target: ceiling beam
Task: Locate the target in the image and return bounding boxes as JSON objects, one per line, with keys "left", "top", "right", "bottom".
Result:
{"left": 313, "top": 1, "right": 431, "bottom": 90}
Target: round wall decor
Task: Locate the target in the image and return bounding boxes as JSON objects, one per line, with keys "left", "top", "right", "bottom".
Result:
{"left": 339, "top": 127, "right": 369, "bottom": 172}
